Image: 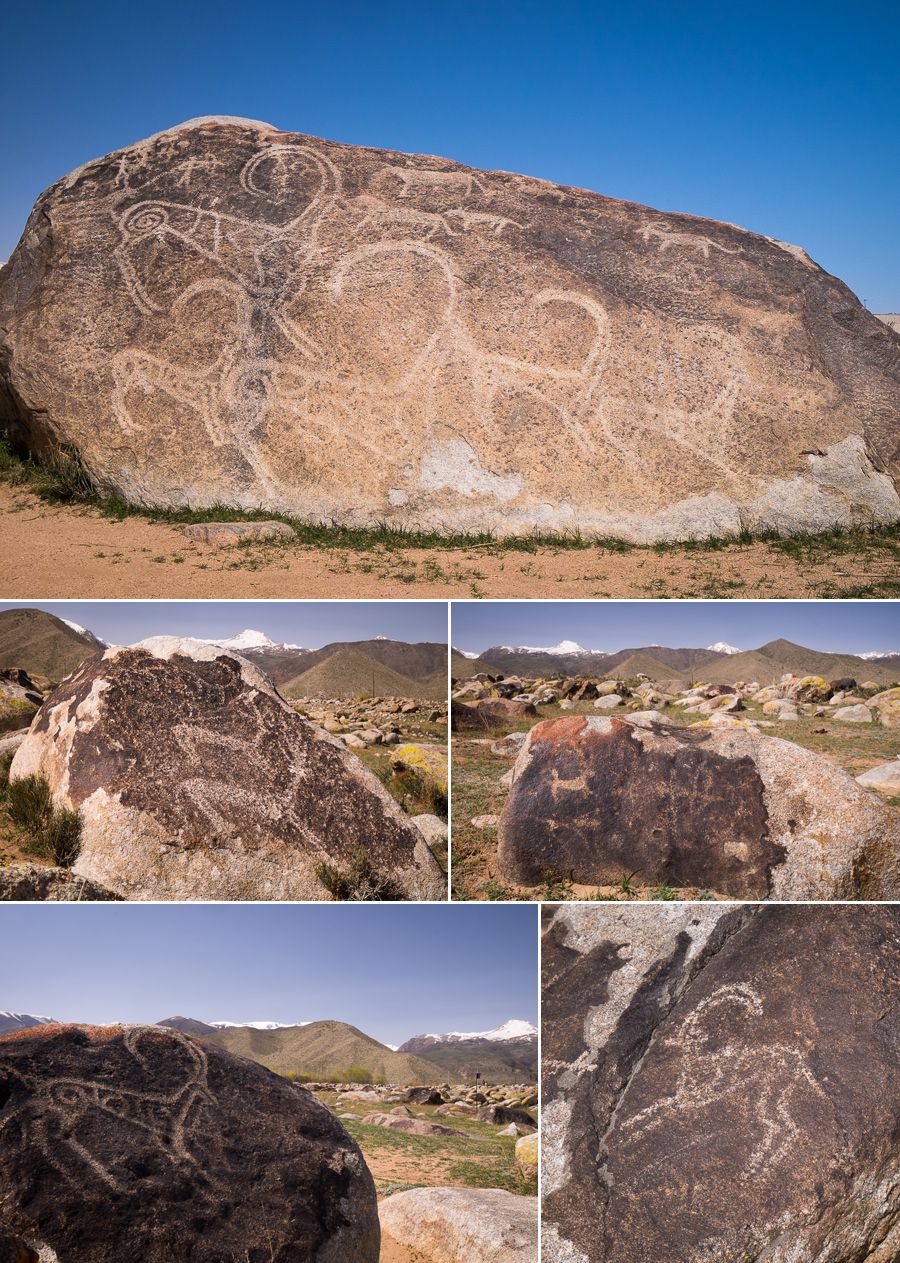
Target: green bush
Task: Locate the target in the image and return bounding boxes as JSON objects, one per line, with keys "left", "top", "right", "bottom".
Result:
{"left": 0, "top": 750, "right": 14, "bottom": 797}
{"left": 7, "top": 774, "right": 53, "bottom": 830}
{"left": 41, "top": 806, "right": 82, "bottom": 868}
{"left": 315, "top": 849, "right": 404, "bottom": 901}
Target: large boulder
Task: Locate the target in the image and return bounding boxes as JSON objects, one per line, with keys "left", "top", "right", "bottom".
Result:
{"left": 361, "top": 1113, "right": 467, "bottom": 1138}
{"left": 1, "top": 117, "right": 897, "bottom": 542}
{"left": 497, "top": 715, "right": 899, "bottom": 898}
{"left": 9, "top": 638, "right": 443, "bottom": 900}
{"left": 378, "top": 1187, "right": 538, "bottom": 1262}
{"left": 0, "top": 1023, "right": 379, "bottom": 1261}
{"left": 542, "top": 904, "right": 900, "bottom": 1263}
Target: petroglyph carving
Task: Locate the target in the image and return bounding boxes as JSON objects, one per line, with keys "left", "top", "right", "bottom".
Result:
{"left": 641, "top": 222, "right": 743, "bottom": 259}
{"left": 0, "top": 1029, "right": 216, "bottom": 1193}
{"left": 445, "top": 208, "right": 522, "bottom": 234}
{"left": 384, "top": 164, "right": 488, "bottom": 200}
{"left": 618, "top": 984, "right": 829, "bottom": 1173}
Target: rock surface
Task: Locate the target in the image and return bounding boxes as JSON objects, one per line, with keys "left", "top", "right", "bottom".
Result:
{"left": 542, "top": 904, "right": 900, "bottom": 1263}
{"left": 497, "top": 714, "right": 899, "bottom": 898}
{"left": 0, "top": 670, "right": 43, "bottom": 734}
{"left": 361, "top": 1112, "right": 467, "bottom": 1138}
{"left": 9, "top": 638, "right": 443, "bottom": 900}
{"left": 0, "top": 1023, "right": 379, "bottom": 1261}
{"left": 2, "top": 117, "right": 897, "bottom": 541}
{"left": 0, "top": 863, "right": 121, "bottom": 902}
{"left": 378, "top": 1187, "right": 538, "bottom": 1262}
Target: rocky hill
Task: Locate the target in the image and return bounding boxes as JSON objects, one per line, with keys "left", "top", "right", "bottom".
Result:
{"left": 242, "top": 636, "right": 447, "bottom": 687}
{"left": 207, "top": 1019, "right": 442, "bottom": 1083}
{"left": 459, "top": 638, "right": 900, "bottom": 685}
{"left": 1, "top": 116, "right": 897, "bottom": 541}
{"left": 0, "top": 1011, "right": 56, "bottom": 1037}
{"left": 0, "top": 607, "right": 104, "bottom": 680}
{"left": 399, "top": 1020, "right": 538, "bottom": 1082}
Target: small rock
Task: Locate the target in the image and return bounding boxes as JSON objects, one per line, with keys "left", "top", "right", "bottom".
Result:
{"left": 181, "top": 520, "right": 294, "bottom": 547}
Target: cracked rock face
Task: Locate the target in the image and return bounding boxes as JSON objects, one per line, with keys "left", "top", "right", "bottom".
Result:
{"left": 497, "top": 715, "right": 899, "bottom": 898}
{"left": 1, "top": 117, "right": 898, "bottom": 541}
{"left": 542, "top": 904, "right": 900, "bottom": 1263}
{"left": 0, "top": 1024, "right": 379, "bottom": 1262}
{"left": 9, "top": 638, "right": 443, "bottom": 900}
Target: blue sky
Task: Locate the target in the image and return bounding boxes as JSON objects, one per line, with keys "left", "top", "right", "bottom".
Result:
{"left": 4, "top": 601, "right": 447, "bottom": 647}
{"left": 0, "top": 905, "right": 537, "bottom": 1043}
{"left": 452, "top": 601, "right": 900, "bottom": 655}
{"left": 2, "top": 0, "right": 898, "bottom": 307}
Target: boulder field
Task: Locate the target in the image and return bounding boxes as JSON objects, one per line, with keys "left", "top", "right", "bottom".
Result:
{"left": 9, "top": 637, "right": 444, "bottom": 900}
{"left": 1, "top": 116, "right": 897, "bottom": 541}
{"left": 497, "top": 714, "right": 899, "bottom": 898}
{"left": 542, "top": 903, "right": 900, "bottom": 1263}
{"left": 0, "top": 1023, "right": 380, "bottom": 1261}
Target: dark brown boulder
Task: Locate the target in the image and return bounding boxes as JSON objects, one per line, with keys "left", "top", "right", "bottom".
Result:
{"left": 830, "top": 676, "right": 858, "bottom": 692}
{"left": 542, "top": 904, "right": 900, "bottom": 1263}
{"left": 2, "top": 117, "right": 897, "bottom": 542}
{"left": 0, "top": 1023, "right": 380, "bottom": 1261}
{"left": 404, "top": 1086, "right": 444, "bottom": 1105}
{"left": 451, "top": 698, "right": 538, "bottom": 731}
{"left": 477, "top": 1104, "right": 537, "bottom": 1129}
{"left": 497, "top": 714, "right": 899, "bottom": 898}
{"left": 9, "top": 638, "right": 443, "bottom": 901}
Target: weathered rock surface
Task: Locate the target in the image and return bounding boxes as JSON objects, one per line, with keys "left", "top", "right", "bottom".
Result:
{"left": 0, "top": 1023, "right": 379, "bottom": 1261}
{"left": 478, "top": 1105, "right": 537, "bottom": 1129}
{"left": 379, "top": 1187, "right": 538, "bottom": 1262}
{"left": 542, "top": 904, "right": 900, "bottom": 1263}
{"left": 9, "top": 638, "right": 443, "bottom": 900}
{"left": 515, "top": 1132, "right": 539, "bottom": 1181}
{"left": 0, "top": 862, "right": 121, "bottom": 902}
{"left": 2, "top": 116, "right": 897, "bottom": 541}
{"left": 497, "top": 714, "right": 899, "bottom": 898}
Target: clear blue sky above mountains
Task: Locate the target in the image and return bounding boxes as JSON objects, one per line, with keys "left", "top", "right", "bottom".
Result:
{"left": 453, "top": 601, "right": 900, "bottom": 655}
{"left": 0, "top": 905, "right": 537, "bottom": 1044}
{"left": 2, "top": 0, "right": 897, "bottom": 307}
{"left": 6, "top": 601, "right": 447, "bottom": 648}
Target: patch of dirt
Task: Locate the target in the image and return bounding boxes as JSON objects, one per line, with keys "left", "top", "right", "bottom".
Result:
{"left": 4, "top": 486, "right": 897, "bottom": 599}
{"left": 379, "top": 1229, "right": 429, "bottom": 1263}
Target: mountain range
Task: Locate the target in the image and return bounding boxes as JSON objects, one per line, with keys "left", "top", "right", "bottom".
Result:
{"left": 0, "top": 1014, "right": 536, "bottom": 1083}
{"left": 452, "top": 638, "right": 900, "bottom": 685}
{"left": 0, "top": 609, "right": 447, "bottom": 699}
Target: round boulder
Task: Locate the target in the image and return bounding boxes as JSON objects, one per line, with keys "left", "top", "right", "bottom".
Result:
{"left": 497, "top": 715, "right": 899, "bottom": 898}
{"left": 0, "top": 1024, "right": 379, "bottom": 1261}
{"left": 9, "top": 639, "right": 443, "bottom": 901}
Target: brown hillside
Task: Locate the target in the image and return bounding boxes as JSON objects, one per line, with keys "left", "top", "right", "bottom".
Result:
{"left": 208, "top": 1020, "right": 442, "bottom": 1083}
{"left": 281, "top": 649, "right": 425, "bottom": 699}
{"left": 701, "top": 640, "right": 899, "bottom": 685}
{"left": 0, "top": 607, "right": 101, "bottom": 680}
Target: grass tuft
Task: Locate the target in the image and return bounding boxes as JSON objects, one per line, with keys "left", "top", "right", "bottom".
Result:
{"left": 315, "top": 848, "right": 405, "bottom": 901}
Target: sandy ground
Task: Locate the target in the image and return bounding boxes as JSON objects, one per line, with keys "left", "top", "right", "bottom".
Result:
{"left": 3, "top": 485, "right": 894, "bottom": 599}
{"left": 379, "top": 1231, "right": 428, "bottom": 1263}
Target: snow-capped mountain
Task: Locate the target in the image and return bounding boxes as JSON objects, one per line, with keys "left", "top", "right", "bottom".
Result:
{"left": 398, "top": 1018, "right": 538, "bottom": 1081}
{"left": 0, "top": 1012, "right": 56, "bottom": 1036}
{"left": 855, "top": 650, "right": 899, "bottom": 660}
{"left": 60, "top": 618, "right": 107, "bottom": 648}
{"left": 454, "top": 646, "right": 480, "bottom": 659}
{"left": 499, "top": 640, "right": 596, "bottom": 655}
{"left": 411, "top": 1019, "right": 537, "bottom": 1045}
{"left": 706, "top": 642, "right": 742, "bottom": 655}
{"left": 198, "top": 629, "right": 308, "bottom": 652}
{"left": 210, "top": 1020, "right": 307, "bottom": 1030}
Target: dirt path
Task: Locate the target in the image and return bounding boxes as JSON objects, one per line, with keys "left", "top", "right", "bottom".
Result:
{"left": 3, "top": 486, "right": 896, "bottom": 599}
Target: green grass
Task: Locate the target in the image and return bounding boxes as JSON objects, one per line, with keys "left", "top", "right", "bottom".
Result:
{"left": 4, "top": 438, "right": 900, "bottom": 578}
{"left": 2, "top": 771, "right": 83, "bottom": 868}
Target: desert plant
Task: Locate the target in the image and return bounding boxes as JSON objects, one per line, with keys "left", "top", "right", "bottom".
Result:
{"left": 616, "top": 871, "right": 640, "bottom": 896}
{"left": 315, "top": 849, "right": 404, "bottom": 901}
{"left": 7, "top": 773, "right": 53, "bottom": 830}
{"left": 344, "top": 1066, "right": 374, "bottom": 1084}
{"left": 41, "top": 806, "right": 82, "bottom": 868}
{"left": 0, "top": 750, "right": 14, "bottom": 796}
